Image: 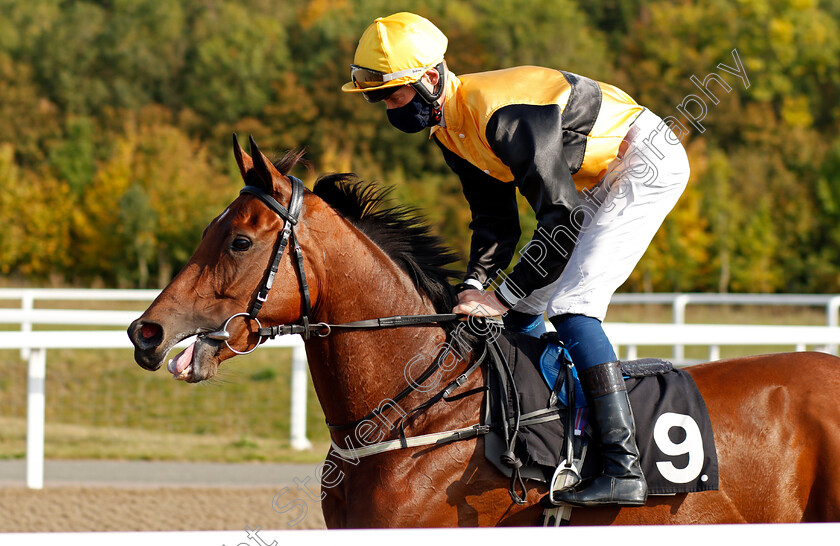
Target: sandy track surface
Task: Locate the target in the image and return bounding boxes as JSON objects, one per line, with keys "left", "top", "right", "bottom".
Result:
{"left": 0, "top": 485, "right": 326, "bottom": 532}
{"left": 0, "top": 461, "right": 327, "bottom": 532}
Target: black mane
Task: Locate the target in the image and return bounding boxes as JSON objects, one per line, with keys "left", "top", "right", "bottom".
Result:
{"left": 311, "top": 174, "right": 461, "bottom": 313}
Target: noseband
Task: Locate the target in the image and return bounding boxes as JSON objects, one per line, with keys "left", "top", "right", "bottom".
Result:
{"left": 203, "top": 175, "right": 457, "bottom": 352}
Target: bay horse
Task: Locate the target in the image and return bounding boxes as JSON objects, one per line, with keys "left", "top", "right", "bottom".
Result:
{"left": 128, "top": 137, "right": 840, "bottom": 526}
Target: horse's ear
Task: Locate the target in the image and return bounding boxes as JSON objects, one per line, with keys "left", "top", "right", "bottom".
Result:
{"left": 232, "top": 134, "right": 253, "bottom": 182}
{"left": 248, "top": 135, "right": 284, "bottom": 194}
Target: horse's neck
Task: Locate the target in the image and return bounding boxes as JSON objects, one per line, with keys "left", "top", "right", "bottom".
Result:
{"left": 304, "top": 219, "right": 450, "bottom": 430}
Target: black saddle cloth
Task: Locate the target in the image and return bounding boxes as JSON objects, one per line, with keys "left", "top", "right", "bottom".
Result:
{"left": 484, "top": 330, "right": 719, "bottom": 495}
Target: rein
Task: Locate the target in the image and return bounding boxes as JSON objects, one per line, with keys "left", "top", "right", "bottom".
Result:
{"left": 257, "top": 312, "right": 460, "bottom": 338}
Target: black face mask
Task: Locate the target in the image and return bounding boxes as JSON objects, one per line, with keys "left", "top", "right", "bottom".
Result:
{"left": 386, "top": 94, "right": 435, "bottom": 133}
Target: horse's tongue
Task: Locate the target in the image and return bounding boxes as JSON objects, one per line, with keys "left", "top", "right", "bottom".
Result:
{"left": 167, "top": 341, "right": 196, "bottom": 380}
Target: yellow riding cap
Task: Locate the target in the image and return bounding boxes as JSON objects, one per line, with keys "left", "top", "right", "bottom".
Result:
{"left": 341, "top": 12, "right": 448, "bottom": 94}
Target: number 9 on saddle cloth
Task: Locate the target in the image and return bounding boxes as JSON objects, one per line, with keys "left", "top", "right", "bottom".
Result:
{"left": 483, "top": 329, "right": 719, "bottom": 497}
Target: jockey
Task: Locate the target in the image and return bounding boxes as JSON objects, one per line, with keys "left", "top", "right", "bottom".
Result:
{"left": 342, "top": 12, "right": 690, "bottom": 507}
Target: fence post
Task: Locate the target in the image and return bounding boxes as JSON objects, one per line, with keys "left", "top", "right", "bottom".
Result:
{"left": 828, "top": 296, "right": 840, "bottom": 355}
{"left": 290, "top": 345, "right": 312, "bottom": 450}
{"left": 672, "top": 295, "right": 690, "bottom": 363}
{"left": 26, "top": 347, "right": 46, "bottom": 489}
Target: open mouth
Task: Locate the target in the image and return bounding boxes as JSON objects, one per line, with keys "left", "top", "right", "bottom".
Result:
{"left": 157, "top": 326, "right": 234, "bottom": 382}
{"left": 167, "top": 339, "right": 197, "bottom": 381}
{"left": 166, "top": 336, "right": 222, "bottom": 382}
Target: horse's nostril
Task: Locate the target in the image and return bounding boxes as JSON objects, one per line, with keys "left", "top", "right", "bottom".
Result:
{"left": 129, "top": 319, "right": 164, "bottom": 351}
{"left": 140, "top": 323, "right": 160, "bottom": 339}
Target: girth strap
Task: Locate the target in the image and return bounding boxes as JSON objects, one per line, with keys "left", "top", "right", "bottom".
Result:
{"left": 329, "top": 423, "right": 491, "bottom": 460}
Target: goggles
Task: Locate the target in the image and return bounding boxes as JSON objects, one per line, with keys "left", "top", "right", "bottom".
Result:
{"left": 350, "top": 64, "right": 429, "bottom": 102}
{"left": 361, "top": 86, "right": 398, "bottom": 103}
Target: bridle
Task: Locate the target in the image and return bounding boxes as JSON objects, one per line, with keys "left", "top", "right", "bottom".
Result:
{"left": 201, "top": 175, "right": 457, "bottom": 353}
{"left": 197, "top": 174, "right": 531, "bottom": 503}
{"left": 202, "top": 174, "right": 328, "bottom": 353}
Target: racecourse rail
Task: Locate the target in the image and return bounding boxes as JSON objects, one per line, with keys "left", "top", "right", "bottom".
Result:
{"left": 1, "top": 288, "right": 840, "bottom": 489}
{"left": 2, "top": 524, "right": 839, "bottom": 544}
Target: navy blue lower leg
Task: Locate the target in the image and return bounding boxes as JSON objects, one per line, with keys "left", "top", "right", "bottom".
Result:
{"left": 549, "top": 314, "right": 617, "bottom": 371}
{"left": 503, "top": 310, "right": 547, "bottom": 339}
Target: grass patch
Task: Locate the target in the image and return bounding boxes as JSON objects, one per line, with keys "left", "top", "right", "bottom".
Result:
{"left": 0, "top": 417, "right": 328, "bottom": 463}
{"left": 249, "top": 367, "right": 278, "bottom": 382}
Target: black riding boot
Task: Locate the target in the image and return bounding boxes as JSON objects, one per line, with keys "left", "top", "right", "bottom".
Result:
{"left": 553, "top": 361, "right": 647, "bottom": 506}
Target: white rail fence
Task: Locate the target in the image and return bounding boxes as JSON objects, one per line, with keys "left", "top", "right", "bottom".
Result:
{"left": 3, "top": 524, "right": 839, "bottom": 545}
{"left": 611, "top": 292, "right": 840, "bottom": 359}
{"left": 0, "top": 330, "right": 308, "bottom": 490}
{"left": 2, "top": 289, "right": 840, "bottom": 489}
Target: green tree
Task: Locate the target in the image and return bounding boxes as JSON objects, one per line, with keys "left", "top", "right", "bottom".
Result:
{"left": 48, "top": 117, "right": 97, "bottom": 196}
{"left": 73, "top": 116, "right": 234, "bottom": 286}
{"left": 0, "top": 0, "right": 838, "bottom": 290}
{"left": 0, "top": 53, "right": 60, "bottom": 166}
{"left": 119, "top": 184, "right": 157, "bottom": 288}
{"left": 0, "top": 144, "right": 73, "bottom": 280}
{"left": 180, "top": 1, "right": 293, "bottom": 128}
{"left": 0, "top": 144, "right": 26, "bottom": 275}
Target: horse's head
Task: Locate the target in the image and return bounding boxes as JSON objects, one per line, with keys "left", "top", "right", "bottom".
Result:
{"left": 127, "top": 136, "right": 316, "bottom": 382}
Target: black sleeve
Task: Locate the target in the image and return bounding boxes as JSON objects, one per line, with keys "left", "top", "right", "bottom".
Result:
{"left": 486, "top": 103, "right": 583, "bottom": 303}
{"left": 433, "top": 137, "right": 520, "bottom": 288}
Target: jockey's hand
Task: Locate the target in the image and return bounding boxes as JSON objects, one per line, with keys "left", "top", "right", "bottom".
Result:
{"left": 452, "top": 289, "right": 510, "bottom": 318}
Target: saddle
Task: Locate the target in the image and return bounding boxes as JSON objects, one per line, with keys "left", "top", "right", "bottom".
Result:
{"left": 480, "top": 327, "right": 719, "bottom": 511}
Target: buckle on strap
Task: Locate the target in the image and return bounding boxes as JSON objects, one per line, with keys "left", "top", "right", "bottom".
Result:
{"left": 443, "top": 373, "right": 469, "bottom": 398}
{"left": 257, "top": 321, "right": 331, "bottom": 339}
{"left": 434, "top": 424, "right": 490, "bottom": 445}
{"left": 442, "top": 344, "right": 488, "bottom": 398}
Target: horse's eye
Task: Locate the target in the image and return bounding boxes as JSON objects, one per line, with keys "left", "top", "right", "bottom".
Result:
{"left": 231, "top": 236, "right": 252, "bottom": 252}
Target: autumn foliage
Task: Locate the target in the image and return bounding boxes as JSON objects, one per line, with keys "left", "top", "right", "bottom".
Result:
{"left": 1, "top": 0, "right": 838, "bottom": 292}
